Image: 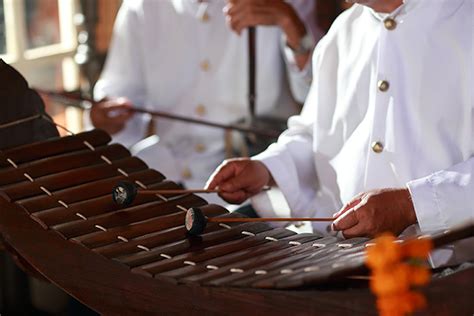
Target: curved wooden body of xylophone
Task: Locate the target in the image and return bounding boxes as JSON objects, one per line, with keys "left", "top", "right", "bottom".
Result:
{"left": 0, "top": 129, "right": 473, "bottom": 315}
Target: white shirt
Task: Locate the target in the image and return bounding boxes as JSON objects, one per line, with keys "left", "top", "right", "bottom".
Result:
{"left": 252, "top": 0, "right": 474, "bottom": 260}
{"left": 93, "top": 0, "right": 323, "bottom": 192}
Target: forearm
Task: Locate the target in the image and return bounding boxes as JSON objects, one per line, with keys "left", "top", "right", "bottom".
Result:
{"left": 279, "top": 10, "right": 311, "bottom": 70}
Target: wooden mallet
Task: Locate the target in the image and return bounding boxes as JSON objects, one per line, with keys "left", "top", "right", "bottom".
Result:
{"left": 185, "top": 207, "right": 336, "bottom": 236}
{"left": 111, "top": 181, "right": 270, "bottom": 207}
{"left": 111, "top": 181, "right": 227, "bottom": 207}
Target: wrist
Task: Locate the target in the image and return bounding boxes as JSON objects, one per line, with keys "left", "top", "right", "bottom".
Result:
{"left": 278, "top": 8, "right": 306, "bottom": 50}
{"left": 401, "top": 188, "right": 418, "bottom": 225}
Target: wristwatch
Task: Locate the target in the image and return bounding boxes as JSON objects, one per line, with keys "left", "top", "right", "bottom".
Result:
{"left": 287, "top": 32, "right": 315, "bottom": 55}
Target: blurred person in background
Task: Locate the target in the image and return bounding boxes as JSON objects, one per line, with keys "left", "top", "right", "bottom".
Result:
{"left": 87, "top": 0, "right": 324, "bottom": 198}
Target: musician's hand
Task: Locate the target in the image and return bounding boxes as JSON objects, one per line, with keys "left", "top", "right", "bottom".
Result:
{"left": 224, "top": 0, "right": 306, "bottom": 50}
{"left": 205, "top": 158, "right": 272, "bottom": 204}
{"left": 331, "top": 188, "right": 418, "bottom": 238}
{"left": 90, "top": 97, "right": 134, "bottom": 135}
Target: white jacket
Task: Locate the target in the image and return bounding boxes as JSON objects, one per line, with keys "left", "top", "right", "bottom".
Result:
{"left": 93, "top": 0, "right": 323, "bottom": 191}
{"left": 252, "top": 0, "right": 474, "bottom": 255}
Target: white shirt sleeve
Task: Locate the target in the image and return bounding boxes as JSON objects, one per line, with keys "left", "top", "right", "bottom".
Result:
{"left": 408, "top": 34, "right": 474, "bottom": 233}
{"left": 250, "top": 31, "right": 343, "bottom": 222}
{"left": 91, "top": 0, "right": 149, "bottom": 147}
{"left": 282, "top": 44, "right": 313, "bottom": 104}
{"left": 252, "top": 111, "right": 319, "bottom": 213}
{"left": 250, "top": 67, "right": 328, "bottom": 218}
{"left": 283, "top": 0, "right": 324, "bottom": 103}
{"left": 407, "top": 157, "right": 474, "bottom": 232}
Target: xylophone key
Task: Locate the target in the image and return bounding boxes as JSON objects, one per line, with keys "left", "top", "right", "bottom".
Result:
{"left": 54, "top": 194, "right": 206, "bottom": 239}
{"left": 2, "top": 157, "right": 147, "bottom": 201}
{"left": 273, "top": 249, "right": 367, "bottom": 289}
{"left": 73, "top": 201, "right": 222, "bottom": 249}
{"left": 173, "top": 234, "right": 324, "bottom": 283}
{"left": 17, "top": 169, "right": 164, "bottom": 212}
{"left": 32, "top": 180, "right": 180, "bottom": 227}
{"left": 93, "top": 204, "right": 229, "bottom": 259}
{"left": 193, "top": 236, "right": 336, "bottom": 286}
{"left": 94, "top": 225, "right": 210, "bottom": 259}
{"left": 139, "top": 228, "right": 296, "bottom": 276}
{"left": 0, "top": 129, "right": 110, "bottom": 168}
{"left": 246, "top": 238, "right": 369, "bottom": 289}
{"left": 129, "top": 222, "right": 273, "bottom": 276}
{"left": 0, "top": 144, "right": 130, "bottom": 188}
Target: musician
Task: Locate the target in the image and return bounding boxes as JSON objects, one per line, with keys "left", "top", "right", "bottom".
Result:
{"left": 87, "top": 0, "right": 323, "bottom": 194}
{"left": 207, "top": 0, "right": 473, "bottom": 256}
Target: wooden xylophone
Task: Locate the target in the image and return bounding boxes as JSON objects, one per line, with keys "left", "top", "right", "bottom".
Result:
{"left": 0, "top": 129, "right": 473, "bottom": 315}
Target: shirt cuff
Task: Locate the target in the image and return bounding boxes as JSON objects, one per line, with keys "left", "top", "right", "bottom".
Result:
{"left": 282, "top": 37, "right": 312, "bottom": 79}
{"left": 250, "top": 145, "right": 312, "bottom": 218}
{"left": 280, "top": 33, "right": 313, "bottom": 103}
{"left": 250, "top": 148, "right": 290, "bottom": 220}
{"left": 407, "top": 175, "right": 445, "bottom": 233}
{"left": 250, "top": 187, "right": 292, "bottom": 227}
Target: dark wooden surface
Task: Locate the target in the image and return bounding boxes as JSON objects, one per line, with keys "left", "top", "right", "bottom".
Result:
{"left": 0, "top": 59, "right": 59, "bottom": 150}
{"left": 0, "top": 196, "right": 473, "bottom": 315}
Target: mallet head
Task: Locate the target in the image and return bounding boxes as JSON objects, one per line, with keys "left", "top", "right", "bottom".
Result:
{"left": 112, "top": 181, "right": 138, "bottom": 207}
{"left": 185, "top": 207, "right": 208, "bottom": 236}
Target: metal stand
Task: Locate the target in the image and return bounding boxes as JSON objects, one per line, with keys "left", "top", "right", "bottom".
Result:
{"left": 248, "top": 27, "right": 256, "bottom": 123}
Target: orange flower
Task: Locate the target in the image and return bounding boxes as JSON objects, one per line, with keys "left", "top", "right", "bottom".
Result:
{"left": 370, "top": 264, "right": 410, "bottom": 295}
{"left": 377, "top": 294, "right": 410, "bottom": 316}
{"left": 366, "top": 234, "right": 402, "bottom": 270}
{"left": 408, "top": 266, "right": 431, "bottom": 286}
{"left": 402, "top": 238, "right": 433, "bottom": 259}
{"left": 366, "top": 233, "right": 432, "bottom": 316}
{"left": 376, "top": 295, "right": 404, "bottom": 316}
